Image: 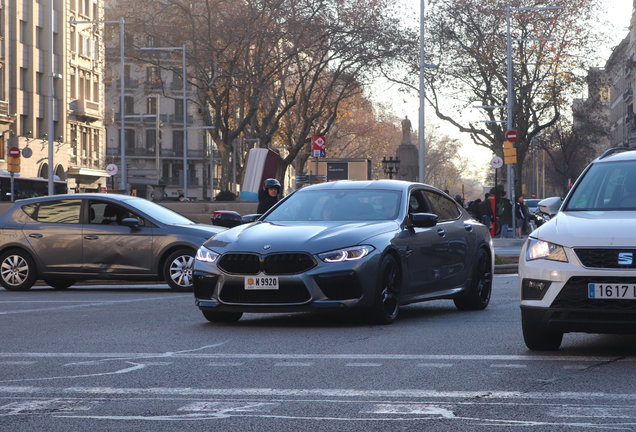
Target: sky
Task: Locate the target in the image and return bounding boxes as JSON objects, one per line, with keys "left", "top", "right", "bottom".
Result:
{"left": 371, "top": 0, "right": 635, "bottom": 176}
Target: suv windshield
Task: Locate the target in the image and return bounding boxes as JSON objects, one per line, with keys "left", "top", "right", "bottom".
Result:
{"left": 565, "top": 160, "right": 636, "bottom": 211}
{"left": 265, "top": 189, "right": 402, "bottom": 221}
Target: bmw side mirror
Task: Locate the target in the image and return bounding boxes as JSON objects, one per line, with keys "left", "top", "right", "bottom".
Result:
{"left": 538, "top": 197, "right": 561, "bottom": 217}
{"left": 211, "top": 211, "right": 242, "bottom": 228}
{"left": 120, "top": 217, "right": 140, "bottom": 229}
{"left": 411, "top": 213, "right": 438, "bottom": 228}
{"left": 242, "top": 214, "right": 262, "bottom": 223}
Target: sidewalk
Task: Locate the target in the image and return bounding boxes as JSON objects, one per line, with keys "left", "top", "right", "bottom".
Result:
{"left": 492, "top": 236, "right": 526, "bottom": 275}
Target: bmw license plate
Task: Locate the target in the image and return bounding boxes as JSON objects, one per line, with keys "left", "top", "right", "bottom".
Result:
{"left": 245, "top": 276, "right": 279, "bottom": 290}
{"left": 588, "top": 283, "right": 636, "bottom": 299}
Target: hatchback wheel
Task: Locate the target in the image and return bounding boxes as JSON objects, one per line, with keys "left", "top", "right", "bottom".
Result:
{"left": 163, "top": 249, "right": 195, "bottom": 292}
{"left": 370, "top": 254, "right": 401, "bottom": 325}
{"left": 454, "top": 248, "right": 492, "bottom": 311}
{"left": 0, "top": 250, "right": 37, "bottom": 291}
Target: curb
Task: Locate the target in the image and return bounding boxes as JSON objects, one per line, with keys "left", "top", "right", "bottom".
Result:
{"left": 494, "top": 264, "right": 518, "bottom": 275}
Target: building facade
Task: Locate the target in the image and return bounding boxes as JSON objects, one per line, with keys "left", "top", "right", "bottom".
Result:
{"left": 5, "top": 0, "right": 108, "bottom": 194}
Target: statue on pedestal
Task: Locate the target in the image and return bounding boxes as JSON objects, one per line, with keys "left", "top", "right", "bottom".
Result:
{"left": 401, "top": 116, "right": 412, "bottom": 144}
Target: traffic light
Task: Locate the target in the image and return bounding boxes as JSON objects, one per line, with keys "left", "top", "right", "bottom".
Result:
{"left": 7, "top": 156, "right": 20, "bottom": 173}
{"left": 503, "top": 140, "right": 517, "bottom": 165}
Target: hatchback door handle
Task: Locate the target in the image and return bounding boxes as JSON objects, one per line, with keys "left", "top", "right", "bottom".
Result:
{"left": 464, "top": 224, "right": 473, "bottom": 232}
{"left": 437, "top": 229, "right": 445, "bottom": 237}
{"left": 84, "top": 236, "right": 99, "bottom": 240}
{"left": 29, "top": 234, "right": 43, "bottom": 238}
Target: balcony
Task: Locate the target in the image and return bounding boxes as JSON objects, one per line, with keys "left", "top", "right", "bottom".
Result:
{"left": 71, "top": 98, "right": 102, "bottom": 122}
{"left": 624, "top": 88, "right": 633, "bottom": 104}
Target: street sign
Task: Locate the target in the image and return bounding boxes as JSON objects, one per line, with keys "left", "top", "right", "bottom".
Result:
{"left": 503, "top": 140, "right": 513, "bottom": 148}
{"left": 505, "top": 130, "right": 518, "bottom": 142}
{"left": 491, "top": 156, "right": 503, "bottom": 169}
{"left": 311, "top": 136, "right": 326, "bottom": 158}
{"left": 531, "top": 193, "right": 537, "bottom": 199}
{"left": 21, "top": 147, "right": 33, "bottom": 158}
{"left": 106, "top": 164, "right": 118, "bottom": 176}
{"left": 8, "top": 147, "right": 20, "bottom": 158}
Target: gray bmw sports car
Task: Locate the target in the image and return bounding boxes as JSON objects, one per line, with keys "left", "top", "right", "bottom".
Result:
{"left": 194, "top": 180, "right": 494, "bottom": 324}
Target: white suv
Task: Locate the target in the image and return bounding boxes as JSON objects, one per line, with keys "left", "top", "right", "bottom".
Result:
{"left": 519, "top": 148, "right": 636, "bottom": 350}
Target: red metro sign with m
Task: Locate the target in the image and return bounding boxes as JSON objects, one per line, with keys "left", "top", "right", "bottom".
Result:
{"left": 311, "top": 136, "right": 326, "bottom": 158}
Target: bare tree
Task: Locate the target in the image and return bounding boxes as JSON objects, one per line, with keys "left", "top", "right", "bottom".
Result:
{"left": 383, "top": 0, "right": 610, "bottom": 194}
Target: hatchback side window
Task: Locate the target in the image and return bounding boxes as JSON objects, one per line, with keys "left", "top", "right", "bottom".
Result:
{"left": 35, "top": 200, "right": 81, "bottom": 223}
{"left": 89, "top": 201, "right": 144, "bottom": 226}
{"left": 408, "top": 190, "right": 431, "bottom": 214}
{"left": 423, "top": 191, "right": 460, "bottom": 222}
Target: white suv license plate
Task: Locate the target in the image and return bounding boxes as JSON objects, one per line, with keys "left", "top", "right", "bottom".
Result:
{"left": 245, "top": 276, "right": 279, "bottom": 290}
{"left": 588, "top": 283, "right": 636, "bottom": 299}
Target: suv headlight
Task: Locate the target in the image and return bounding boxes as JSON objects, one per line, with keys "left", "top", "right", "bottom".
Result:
{"left": 318, "top": 246, "right": 374, "bottom": 263}
{"left": 196, "top": 246, "right": 219, "bottom": 263}
{"left": 526, "top": 239, "right": 568, "bottom": 262}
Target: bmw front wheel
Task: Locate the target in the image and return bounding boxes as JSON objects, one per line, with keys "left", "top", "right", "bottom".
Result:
{"left": 370, "top": 254, "right": 401, "bottom": 325}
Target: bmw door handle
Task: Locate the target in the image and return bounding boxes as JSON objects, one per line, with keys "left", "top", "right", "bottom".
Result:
{"left": 84, "top": 236, "right": 99, "bottom": 240}
{"left": 29, "top": 234, "right": 43, "bottom": 238}
{"left": 464, "top": 224, "right": 473, "bottom": 232}
{"left": 437, "top": 229, "right": 446, "bottom": 237}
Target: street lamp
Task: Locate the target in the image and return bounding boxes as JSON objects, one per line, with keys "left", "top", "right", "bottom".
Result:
{"left": 382, "top": 156, "right": 400, "bottom": 179}
{"left": 141, "top": 45, "right": 188, "bottom": 198}
{"left": 70, "top": 17, "right": 126, "bottom": 190}
{"left": 419, "top": 0, "right": 436, "bottom": 183}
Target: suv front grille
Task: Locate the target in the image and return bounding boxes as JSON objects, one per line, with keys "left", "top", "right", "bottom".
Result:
{"left": 575, "top": 249, "right": 636, "bottom": 269}
{"left": 551, "top": 276, "right": 636, "bottom": 310}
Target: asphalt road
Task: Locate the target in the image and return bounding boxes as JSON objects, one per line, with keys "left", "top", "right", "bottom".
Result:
{"left": 2, "top": 277, "right": 636, "bottom": 431}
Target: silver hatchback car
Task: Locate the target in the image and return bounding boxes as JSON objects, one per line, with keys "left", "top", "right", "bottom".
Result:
{"left": 0, "top": 194, "right": 224, "bottom": 291}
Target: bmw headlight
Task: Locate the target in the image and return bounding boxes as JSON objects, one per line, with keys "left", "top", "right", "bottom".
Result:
{"left": 526, "top": 239, "right": 568, "bottom": 262}
{"left": 196, "top": 246, "right": 219, "bottom": 263}
{"left": 318, "top": 246, "right": 374, "bottom": 263}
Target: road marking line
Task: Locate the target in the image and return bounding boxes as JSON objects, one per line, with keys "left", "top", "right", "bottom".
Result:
{"left": 4, "top": 386, "right": 636, "bottom": 401}
{"left": 0, "top": 353, "right": 631, "bottom": 362}
{"left": 275, "top": 362, "right": 313, "bottom": 367}
{"left": 563, "top": 365, "right": 588, "bottom": 370}
{"left": 0, "top": 296, "right": 186, "bottom": 315}
{"left": 364, "top": 404, "right": 455, "bottom": 417}
{"left": 208, "top": 362, "right": 244, "bottom": 367}
{"left": 417, "top": 363, "right": 453, "bottom": 368}
{"left": 490, "top": 364, "right": 527, "bottom": 368}
{"left": 0, "top": 361, "right": 37, "bottom": 365}
{"left": 346, "top": 363, "right": 382, "bottom": 367}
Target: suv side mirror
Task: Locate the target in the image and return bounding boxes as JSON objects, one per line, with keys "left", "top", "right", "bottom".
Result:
{"left": 538, "top": 197, "right": 562, "bottom": 217}
{"left": 411, "top": 213, "right": 438, "bottom": 228}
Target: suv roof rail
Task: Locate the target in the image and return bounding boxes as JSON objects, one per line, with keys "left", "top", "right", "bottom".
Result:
{"left": 599, "top": 147, "right": 636, "bottom": 159}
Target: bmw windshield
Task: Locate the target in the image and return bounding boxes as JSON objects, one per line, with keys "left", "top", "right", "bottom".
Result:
{"left": 264, "top": 189, "right": 402, "bottom": 222}
{"left": 565, "top": 161, "right": 636, "bottom": 211}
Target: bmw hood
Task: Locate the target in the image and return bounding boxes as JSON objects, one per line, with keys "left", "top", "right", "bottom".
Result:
{"left": 203, "top": 221, "right": 399, "bottom": 254}
{"left": 532, "top": 211, "right": 636, "bottom": 248}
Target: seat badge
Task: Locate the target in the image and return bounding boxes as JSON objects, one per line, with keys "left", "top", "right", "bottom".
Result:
{"left": 619, "top": 252, "right": 633, "bottom": 265}
{"left": 263, "top": 245, "right": 271, "bottom": 250}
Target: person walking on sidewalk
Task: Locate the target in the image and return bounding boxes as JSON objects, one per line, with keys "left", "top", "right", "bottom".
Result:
{"left": 515, "top": 195, "right": 526, "bottom": 239}
{"left": 480, "top": 193, "right": 493, "bottom": 229}
{"left": 498, "top": 191, "right": 512, "bottom": 238}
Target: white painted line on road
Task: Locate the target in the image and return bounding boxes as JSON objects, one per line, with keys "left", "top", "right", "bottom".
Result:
{"left": 0, "top": 352, "right": 629, "bottom": 363}
{"left": 417, "top": 363, "right": 453, "bottom": 368}
{"left": 0, "top": 295, "right": 187, "bottom": 316}
{"left": 275, "top": 362, "right": 313, "bottom": 367}
{"left": 346, "top": 363, "right": 382, "bottom": 367}
{"left": 490, "top": 364, "right": 527, "bottom": 368}
{"left": 0, "top": 361, "right": 37, "bottom": 365}
{"left": 5, "top": 386, "right": 636, "bottom": 401}
{"left": 364, "top": 404, "right": 455, "bottom": 417}
{"left": 208, "top": 362, "right": 244, "bottom": 367}
{"left": 494, "top": 274, "right": 518, "bottom": 278}
{"left": 563, "top": 365, "right": 588, "bottom": 370}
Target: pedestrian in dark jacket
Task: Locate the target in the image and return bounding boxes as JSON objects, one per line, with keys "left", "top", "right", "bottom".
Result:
{"left": 515, "top": 195, "right": 526, "bottom": 239}
{"left": 257, "top": 178, "right": 281, "bottom": 214}
{"left": 498, "top": 191, "right": 512, "bottom": 238}
{"left": 479, "top": 193, "right": 493, "bottom": 228}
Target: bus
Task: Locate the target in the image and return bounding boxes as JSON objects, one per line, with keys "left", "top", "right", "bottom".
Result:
{"left": 0, "top": 175, "right": 67, "bottom": 201}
